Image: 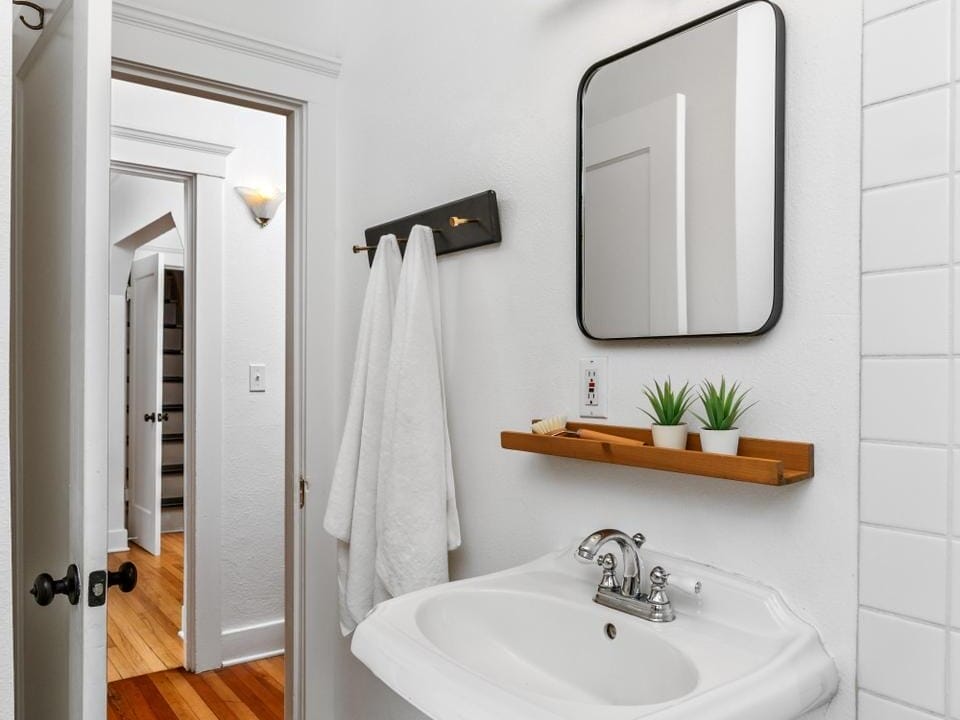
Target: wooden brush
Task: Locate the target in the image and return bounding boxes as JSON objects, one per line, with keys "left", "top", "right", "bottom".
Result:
{"left": 531, "top": 416, "right": 645, "bottom": 447}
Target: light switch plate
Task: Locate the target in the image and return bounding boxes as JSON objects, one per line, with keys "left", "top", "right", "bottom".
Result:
{"left": 579, "top": 357, "right": 608, "bottom": 418}
{"left": 249, "top": 363, "right": 266, "bottom": 392}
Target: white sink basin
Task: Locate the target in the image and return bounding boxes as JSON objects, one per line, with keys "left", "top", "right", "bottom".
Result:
{"left": 352, "top": 543, "right": 837, "bottom": 720}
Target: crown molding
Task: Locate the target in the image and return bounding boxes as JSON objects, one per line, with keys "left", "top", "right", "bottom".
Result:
{"left": 112, "top": 125, "right": 236, "bottom": 157}
{"left": 112, "top": 2, "right": 342, "bottom": 79}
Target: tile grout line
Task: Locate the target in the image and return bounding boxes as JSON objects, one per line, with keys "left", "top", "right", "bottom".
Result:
{"left": 862, "top": 604, "right": 952, "bottom": 632}
{"left": 858, "top": 1, "right": 867, "bottom": 712}
{"left": 945, "top": 0, "right": 957, "bottom": 713}
{"left": 863, "top": 171, "right": 951, "bottom": 193}
{"left": 863, "top": 264, "right": 955, "bottom": 278}
{"left": 861, "top": 687, "right": 948, "bottom": 717}
{"left": 864, "top": 0, "right": 941, "bottom": 27}
{"left": 861, "top": 521, "right": 952, "bottom": 539}
{"left": 864, "top": 80, "right": 952, "bottom": 111}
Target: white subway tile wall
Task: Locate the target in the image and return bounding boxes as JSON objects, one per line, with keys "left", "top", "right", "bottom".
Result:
{"left": 862, "top": 178, "right": 950, "bottom": 271}
{"left": 861, "top": 1, "right": 959, "bottom": 716}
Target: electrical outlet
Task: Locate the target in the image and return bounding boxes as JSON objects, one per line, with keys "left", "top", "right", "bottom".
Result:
{"left": 579, "top": 357, "right": 607, "bottom": 418}
{"left": 249, "top": 363, "right": 266, "bottom": 392}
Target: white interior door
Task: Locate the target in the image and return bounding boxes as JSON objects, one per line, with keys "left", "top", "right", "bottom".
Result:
{"left": 12, "top": 1, "right": 112, "bottom": 719}
{"left": 583, "top": 93, "right": 687, "bottom": 337}
{"left": 128, "top": 253, "right": 165, "bottom": 556}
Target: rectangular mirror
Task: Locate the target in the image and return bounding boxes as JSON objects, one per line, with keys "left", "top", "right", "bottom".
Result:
{"left": 577, "top": 1, "right": 785, "bottom": 340}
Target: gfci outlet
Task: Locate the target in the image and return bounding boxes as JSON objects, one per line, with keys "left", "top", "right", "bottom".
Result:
{"left": 579, "top": 357, "right": 608, "bottom": 418}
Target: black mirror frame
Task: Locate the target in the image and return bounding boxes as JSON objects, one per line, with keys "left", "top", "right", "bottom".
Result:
{"left": 576, "top": 0, "right": 786, "bottom": 341}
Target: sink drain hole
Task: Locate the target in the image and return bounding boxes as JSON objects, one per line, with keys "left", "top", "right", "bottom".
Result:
{"left": 604, "top": 623, "right": 617, "bottom": 640}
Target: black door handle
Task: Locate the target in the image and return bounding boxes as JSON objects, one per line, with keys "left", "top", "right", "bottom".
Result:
{"left": 107, "top": 562, "right": 138, "bottom": 593}
{"left": 144, "top": 412, "right": 156, "bottom": 422}
{"left": 159, "top": 412, "right": 169, "bottom": 422}
{"left": 30, "top": 564, "right": 80, "bottom": 606}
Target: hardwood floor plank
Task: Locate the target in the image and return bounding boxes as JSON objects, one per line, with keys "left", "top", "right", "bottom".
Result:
{"left": 149, "top": 673, "right": 204, "bottom": 720}
{"left": 218, "top": 665, "right": 282, "bottom": 720}
{"left": 108, "top": 533, "right": 184, "bottom": 679}
{"left": 108, "top": 659, "right": 284, "bottom": 720}
{"left": 165, "top": 671, "right": 220, "bottom": 720}
{"left": 133, "top": 675, "right": 182, "bottom": 720}
{"left": 203, "top": 673, "right": 261, "bottom": 720}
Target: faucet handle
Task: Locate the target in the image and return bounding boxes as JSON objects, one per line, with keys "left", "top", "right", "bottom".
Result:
{"left": 650, "top": 566, "right": 702, "bottom": 596}
{"left": 596, "top": 553, "right": 621, "bottom": 592}
{"left": 632, "top": 533, "right": 646, "bottom": 548}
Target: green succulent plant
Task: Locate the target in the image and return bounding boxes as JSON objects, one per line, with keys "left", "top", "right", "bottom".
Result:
{"left": 693, "top": 377, "right": 755, "bottom": 431}
{"left": 639, "top": 378, "right": 696, "bottom": 426}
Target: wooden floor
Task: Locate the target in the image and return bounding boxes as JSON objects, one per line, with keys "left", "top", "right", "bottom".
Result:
{"left": 108, "top": 657, "right": 284, "bottom": 720}
{"left": 108, "top": 532, "right": 185, "bottom": 681}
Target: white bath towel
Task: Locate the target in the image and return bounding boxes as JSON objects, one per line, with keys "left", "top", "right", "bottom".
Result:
{"left": 376, "top": 225, "right": 462, "bottom": 597}
{"left": 323, "top": 235, "right": 402, "bottom": 635}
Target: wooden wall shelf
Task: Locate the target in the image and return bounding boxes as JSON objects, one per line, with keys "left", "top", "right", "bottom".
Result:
{"left": 500, "top": 421, "right": 814, "bottom": 486}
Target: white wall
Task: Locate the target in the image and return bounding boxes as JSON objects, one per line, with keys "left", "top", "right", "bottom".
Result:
{"left": 112, "top": 80, "right": 288, "bottom": 654}
{"left": 0, "top": 3, "right": 14, "bottom": 713}
{"left": 859, "top": 0, "right": 958, "bottom": 717}
{"left": 332, "top": 2, "right": 861, "bottom": 719}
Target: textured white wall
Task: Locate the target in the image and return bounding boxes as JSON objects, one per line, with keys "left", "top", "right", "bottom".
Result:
{"left": 332, "top": 1, "right": 861, "bottom": 718}
{"left": 0, "top": 3, "right": 14, "bottom": 713}
{"left": 112, "top": 80, "right": 287, "bottom": 636}
{"left": 858, "top": 0, "right": 960, "bottom": 717}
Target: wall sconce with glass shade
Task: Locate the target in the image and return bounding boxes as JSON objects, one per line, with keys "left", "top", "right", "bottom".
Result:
{"left": 235, "top": 186, "right": 286, "bottom": 228}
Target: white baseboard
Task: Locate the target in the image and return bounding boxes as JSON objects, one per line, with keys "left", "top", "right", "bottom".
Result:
{"left": 220, "top": 618, "right": 284, "bottom": 667}
{"left": 108, "top": 528, "right": 129, "bottom": 554}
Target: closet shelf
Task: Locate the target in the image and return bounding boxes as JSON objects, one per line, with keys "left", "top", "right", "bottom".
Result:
{"left": 161, "top": 497, "right": 184, "bottom": 509}
{"left": 161, "top": 463, "right": 184, "bottom": 475}
{"left": 500, "top": 421, "right": 814, "bottom": 487}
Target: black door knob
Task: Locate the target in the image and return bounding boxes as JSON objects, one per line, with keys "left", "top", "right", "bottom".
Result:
{"left": 144, "top": 412, "right": 156, "bottom": 422}
{"left": 30, "top": 564, "right": 80, "bottom": 606}
{"left": 159, "top": 412, "right": 169, "bottom": 422}
{"left": 107, "top": 562, "right": 138, "bottom": 593}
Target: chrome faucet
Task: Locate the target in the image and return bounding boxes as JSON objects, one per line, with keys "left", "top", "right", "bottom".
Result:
{"left": 577, "top": 529, "right": 646, "bottom": 597}
{"left": 577, "top": 529, "right": 701, "bottom": 623}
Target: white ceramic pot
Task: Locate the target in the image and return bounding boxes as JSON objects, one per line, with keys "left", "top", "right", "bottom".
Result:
{"left": 699, "top": 428, "right": 741, "bottom": 455}
{"left": 651, "top": 423, "right": 689, "bottom": 450}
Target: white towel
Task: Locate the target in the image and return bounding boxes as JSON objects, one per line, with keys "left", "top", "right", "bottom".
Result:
{"left": 376, "top": 225, "right": 462, "bottom": 597}
{"left": 323, "top": 235, "right": 402, "bottom": 635}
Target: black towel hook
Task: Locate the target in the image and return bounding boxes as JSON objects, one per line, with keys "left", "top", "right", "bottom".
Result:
{"left": 13, "top": 1, "right": 45, "bottom": 31}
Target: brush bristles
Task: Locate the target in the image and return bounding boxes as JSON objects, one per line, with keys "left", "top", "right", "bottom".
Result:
{"left": 532, "top": 415, "right": 567, "bottom": 435}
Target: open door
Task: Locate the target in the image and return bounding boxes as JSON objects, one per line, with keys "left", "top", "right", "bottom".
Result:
{"left": 128, "top": 253, "right": 165, "bottom": 556}
{"left": 12, "top": 1, "right": 112, "bottom": 718}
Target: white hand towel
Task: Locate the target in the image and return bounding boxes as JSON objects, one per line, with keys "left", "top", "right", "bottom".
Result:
{"left": 323, "top": 235, "right": 402, "bottom": 634}
{"left": 376, "top": 225, "right": 462, "bottom": 598}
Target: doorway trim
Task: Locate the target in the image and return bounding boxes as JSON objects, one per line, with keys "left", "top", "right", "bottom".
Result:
{"left": 109, "top": 57, "right": 314, "bottom": 717}
{"left": 108, "top": 155, "right": 226, "bottom": 672}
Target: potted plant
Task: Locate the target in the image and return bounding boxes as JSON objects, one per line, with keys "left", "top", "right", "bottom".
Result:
{"left": 693, "top": 378, "right": 755, "bottom": 455}
{"left": 640, "top": 378, "right": 696, "bottom": 449}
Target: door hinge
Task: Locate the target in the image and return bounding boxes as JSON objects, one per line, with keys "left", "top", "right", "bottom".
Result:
{"left": 124, "top": 286, "right": 132, "bottom": 302}
{"left": 298, "top": 476, "right": 309, "bottom": 509}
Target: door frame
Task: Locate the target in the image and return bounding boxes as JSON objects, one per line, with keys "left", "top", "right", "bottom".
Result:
{"left": 110, "top": 60, "right": 312, "bottom": 715}
{"left": 108, "top": 158, "right": 223, "bottom": 672}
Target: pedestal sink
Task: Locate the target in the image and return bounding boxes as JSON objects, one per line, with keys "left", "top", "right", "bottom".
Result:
{"left": 352, "top": 543, "right": 837, "bottom": 720}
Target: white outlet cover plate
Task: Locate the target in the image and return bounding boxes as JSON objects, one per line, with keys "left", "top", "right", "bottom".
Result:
{"left": 579, "top": 357, "right": 607, "bottom": 418}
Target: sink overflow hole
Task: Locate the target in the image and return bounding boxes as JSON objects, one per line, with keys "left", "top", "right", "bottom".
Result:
{"left": 604, "top": 623, "right": 617, "bottom": 640}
